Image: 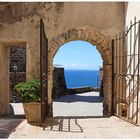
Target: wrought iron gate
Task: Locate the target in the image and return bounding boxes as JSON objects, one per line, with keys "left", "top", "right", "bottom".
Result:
{"left": 112, "top": 18, "right": 140, "bottom": 125}
{"left": 40, "top": 19, "right": 48, "bottom": 123}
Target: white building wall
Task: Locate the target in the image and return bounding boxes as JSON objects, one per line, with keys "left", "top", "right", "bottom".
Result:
{"left": 125, "top": 2, "right": 140, "bottom": 26}
{"left": 125, "top": 2, "right": 140, "bottom": 125}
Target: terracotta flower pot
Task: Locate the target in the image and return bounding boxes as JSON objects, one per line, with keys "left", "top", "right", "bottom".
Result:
{"left": 23, "top": 102, "right": 41, "bottom": 123}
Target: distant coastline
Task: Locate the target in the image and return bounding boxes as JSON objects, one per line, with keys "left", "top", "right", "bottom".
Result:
{"left": 64, "top": 69, "right": 99, "bottom": 71}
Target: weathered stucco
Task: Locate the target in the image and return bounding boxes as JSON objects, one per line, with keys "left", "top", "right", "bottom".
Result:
{"left": 0, "top": 2, "right": 125, "bottom": 116}
{"left": 0, "top": 45, "right": 9, "bottom": 115}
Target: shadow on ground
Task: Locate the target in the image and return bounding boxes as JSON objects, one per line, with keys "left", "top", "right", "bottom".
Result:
{"left": 41, "top": 116, "right": 109, "bottom": 133}
{"left": 42, "top": 117, "right": 83, "bottom": 133}
{"left": 0, "top": 118, "right": 24, "bottom": 138}
{"left": 0, "top": 104, "right": 25, "bottom": 138}
{"left": 54, "top": 94, "right": 103, "bottom": 103}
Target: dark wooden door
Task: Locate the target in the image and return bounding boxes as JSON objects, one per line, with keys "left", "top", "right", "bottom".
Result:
{"left": 40, "top": 19, "right": 48, "bottom": 123}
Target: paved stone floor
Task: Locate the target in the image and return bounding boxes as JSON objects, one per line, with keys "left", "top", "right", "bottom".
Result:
{"left": 7, "top": 116, "right": 140, "bottom": 138}
{"left": 1, "top": 92, "right": 140, "bottom": 138}
{"left": 53, "top": 91, "right": 103, "bottom": 117}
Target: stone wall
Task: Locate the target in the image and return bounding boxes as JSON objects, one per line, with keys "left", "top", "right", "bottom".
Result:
{"left": 67, "top": 87, "right": 94, "bottom": 95}
{"left": 52, "top": 67, "right": 67, "bottom": 99}
{"left": 0, "top": 2, "right": 125, "bottom": 116}
{"left": 99, "top": 67, "right": 103, "bottom": 97}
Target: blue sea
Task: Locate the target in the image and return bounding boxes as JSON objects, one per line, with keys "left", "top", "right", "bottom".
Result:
{"left": 64, "top": 70, "right": 100, "bottom": 88}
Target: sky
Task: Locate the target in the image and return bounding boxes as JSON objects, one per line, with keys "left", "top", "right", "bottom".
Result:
{"left": 53, "top": 40, "right": 103, "bottom": 70}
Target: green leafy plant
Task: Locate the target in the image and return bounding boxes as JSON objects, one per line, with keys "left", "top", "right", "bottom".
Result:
{"left": 15, "top": 79, "right": 41, "bottom": 103}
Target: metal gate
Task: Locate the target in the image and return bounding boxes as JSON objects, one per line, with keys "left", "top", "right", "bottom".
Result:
{"left": 112, "top": 18, "right": 140, "bottom": 125}
{"left": 40, "top": 19, "right": 48, "bottom": 123}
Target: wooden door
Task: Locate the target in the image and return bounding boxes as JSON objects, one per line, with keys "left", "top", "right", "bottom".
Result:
{"left": 40, "top": 19, "right": 48, "bottom": 123}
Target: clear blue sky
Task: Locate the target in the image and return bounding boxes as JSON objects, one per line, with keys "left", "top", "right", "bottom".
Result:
{"left": 53, "top": 40, "right": 103, "bottom": 70}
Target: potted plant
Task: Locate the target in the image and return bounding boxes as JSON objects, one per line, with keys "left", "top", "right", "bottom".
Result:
{"left": 15, "top": 79, "right": 41, "bottom": 123}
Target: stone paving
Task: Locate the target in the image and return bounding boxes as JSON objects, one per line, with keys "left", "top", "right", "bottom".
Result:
{"left": 53, "top": 91, "right": 103, "bottom": 117}
{"left": 7, "top": 116, "right": 140, "bottom": 138}
{"left": 1, "top": 92, "right": 140, "bottom": 138}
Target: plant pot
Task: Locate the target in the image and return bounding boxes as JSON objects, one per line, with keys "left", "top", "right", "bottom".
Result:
{"left": 23, "top": 102, "right": 41, "bottom": 123}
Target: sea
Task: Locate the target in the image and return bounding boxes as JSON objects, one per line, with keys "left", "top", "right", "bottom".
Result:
{"left": 64, "top": 70, "right": 100, "bottom": 88}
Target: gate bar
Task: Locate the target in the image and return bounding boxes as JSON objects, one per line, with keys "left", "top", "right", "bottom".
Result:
{"left": 136, "top": 21, "right": 140, "bottom": 124}
{"left": 113, "top": 19, "right": 140, "bottom": 125}
{"left": 112, "top": 39, "right": 115, "bottom": 115}
{"left": 115, "top": 35, "right": 118, "bottom": 114}
{"left": 118, "top": 33, "right": 121, "bottom": 115}
{"left": 128, "top": 21, "right": 132, "bottom": 119}
{"left": 132, "top": 18, "right": 136, "bottom": 122}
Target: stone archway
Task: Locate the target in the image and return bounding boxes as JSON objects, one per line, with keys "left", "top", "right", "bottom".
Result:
{"left": 47, "top": 26, "right": 112, "bottom": 116}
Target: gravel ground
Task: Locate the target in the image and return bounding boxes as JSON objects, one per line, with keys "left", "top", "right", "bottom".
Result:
{"left": 3, "top": 92, "right": 140, "bottom": 138}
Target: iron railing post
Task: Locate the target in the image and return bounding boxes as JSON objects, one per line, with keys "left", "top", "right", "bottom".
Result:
{"left": 112, "top": 39, "right": 115, "bottom": 115}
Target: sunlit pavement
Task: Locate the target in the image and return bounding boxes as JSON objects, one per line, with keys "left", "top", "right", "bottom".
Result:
{"left": 2, "top": 92, "right": 140, "bottom": 138}
{"left": 8, "top": 116, "right": 140, "bottom": 138}
{"left": 53, "top": 91, "right": 103, "bottom": 117}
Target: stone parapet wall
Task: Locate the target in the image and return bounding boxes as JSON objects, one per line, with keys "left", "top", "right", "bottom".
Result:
{"left": 52, "top": 67, "right": 67, "bottom": 98}
{"left": 67, "top": 87, "right": 96, "bottom": 95}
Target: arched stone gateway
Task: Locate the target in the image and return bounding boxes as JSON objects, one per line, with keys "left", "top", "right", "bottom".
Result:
{"left": 47, "top": 26, "right": 112, "bottom": 116}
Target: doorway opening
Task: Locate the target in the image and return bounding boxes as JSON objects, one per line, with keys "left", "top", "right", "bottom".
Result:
{"left": 9, "top": 46, "right": 26, "bottom": 117}
{"left": 48, "top": 26, "right": 112, "bottom": 117}
{"left": 52, "top": 40, "right": 104, "bottom": 117}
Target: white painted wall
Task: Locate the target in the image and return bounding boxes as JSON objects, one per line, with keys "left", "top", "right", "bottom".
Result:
{"left": 125, "top": 2, "right": 140, "bottom": 27}
{"left": 125, "top": 2, "right": 140, "bottom": 125}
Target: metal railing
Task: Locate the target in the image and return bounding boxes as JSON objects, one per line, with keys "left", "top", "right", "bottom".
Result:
{"left": 112, "top": 18, "right": 140, "bottom": 125}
